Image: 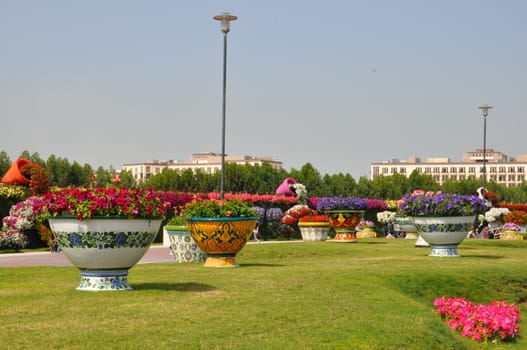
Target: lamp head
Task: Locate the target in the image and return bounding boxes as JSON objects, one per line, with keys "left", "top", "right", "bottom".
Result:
{"left": 214, "top": 12, "right": 237, "bottom": 34}
{"left": 478, "top": 104, "right": 493, "bottom": 117}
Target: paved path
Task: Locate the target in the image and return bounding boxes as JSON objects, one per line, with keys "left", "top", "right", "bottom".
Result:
{"left": 0, "top": 241, "right": 301, "bottom": 267}
{"left": 0, "top": 245, "right": 175, "bottom": 267}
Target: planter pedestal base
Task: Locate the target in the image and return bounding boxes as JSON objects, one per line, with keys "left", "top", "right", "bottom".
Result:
{"left": 78, "top": 270, "right": 132, "bottom": 291}
{"left": 204, "top": 254, "right": 238, "bottom": 268}
{"left": 333, "top": 232, "right": 357, "bottom": 243}
{"left": 428, "top": 245, "right": 460, "bottom": 257}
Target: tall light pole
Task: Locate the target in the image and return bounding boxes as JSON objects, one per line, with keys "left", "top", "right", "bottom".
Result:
{"left": 478, "top": 104, "right": 493, "bottom": 188}
{"left": 214, "top": 12, "right": 237, "bottom": 200}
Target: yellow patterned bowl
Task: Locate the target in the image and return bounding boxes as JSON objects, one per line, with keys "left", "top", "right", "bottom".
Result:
{"left": 187, "top": 217, "right": 258, "bottom": 267}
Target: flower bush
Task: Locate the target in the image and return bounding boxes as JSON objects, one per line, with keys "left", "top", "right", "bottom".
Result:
{"left": 298, "top": 214, "right": 328, "bottom": 223}
{"left": 315, "top": 196, "right": 368, "bottom": 212}
{"left": 433, "top": 297, "right": 520, "bottom": 343}
{"left": 280, "top": 205, "right": 315, "bottom": 226}
{"left": 181, "top": 198, "right": 258, "bottom": 218}
{"left": 356, "top": 220, "right": 375, "bottom": 230}
{"left": 21, "top": 163, "right": 50, "bottom": 195}
{"left": 37, "top": 187, "right": 171, "bottom": 220}
{"left": 377, "top": 211, "right": 396, "bottom": 224}
{"left": 502, "top": 222, "right": 521, "bottom": 231}
{"left": 504, "top": 209, "right": 527, "bottom": 226}
{"left": 399, "top": 193, "right": 487, "bottom": 217}
{"left": 1, "top": 196, "right": 45, "bottom": 250}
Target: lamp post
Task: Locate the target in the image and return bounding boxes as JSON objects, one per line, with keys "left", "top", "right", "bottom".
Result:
{"left": 214, "top": 12, "right": 237, "bottom": 200}
{"left": 478, "top": 104, "right": 493, "bottom": 188}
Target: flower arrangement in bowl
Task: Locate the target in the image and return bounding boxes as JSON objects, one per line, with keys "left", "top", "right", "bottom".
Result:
{"left": 164, "top": 211, "right": 206, "bottom": 263}
{"left": 37, "top": 187, "right": 170, "bottom": 220}
{"left": 181, "top": 198, "right": 259, "bottom": 267}
{"left": 502, "top": 222, "right": 521, "bottom": 232}
{"left": 356, "top": 220, "right": 377, "bottom": 238}
{"left": 297, "top": 213, "right": 330, "bottom": 242}
{"left": 36, "top": 187, "right": 171, "bottom": 291}
{"left": 399, "top": 193, "right": 487, "bottom": 257}
{"left": 499, "top": 222, "right": 523, "bottom": 241}
{"left": 315, "top": 197, "right": 367, "bottom": 242}
{"left": 399, "top": 193, "right": 487, "bottom": 217}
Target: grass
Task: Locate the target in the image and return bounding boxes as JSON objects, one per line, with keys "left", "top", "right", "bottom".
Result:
{"left": 0, "top": 239, "right": 526, "bottom": 349}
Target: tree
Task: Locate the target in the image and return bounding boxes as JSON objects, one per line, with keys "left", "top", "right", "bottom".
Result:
{"left": 0, "top": 151, "right": 11, "bottom": 177}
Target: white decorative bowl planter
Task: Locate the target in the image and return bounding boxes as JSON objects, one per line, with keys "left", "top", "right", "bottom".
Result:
{"left": 165, "top": 225, "right": 207, "bottom": 263}
{"left": 298, "top": 222, "right": 331, "bottom": 241}
{"left": 412, "top": 216, "right": 473, "bottom": 257}
{"left": 48, "top": 217, "right": 162, "bottom": 291}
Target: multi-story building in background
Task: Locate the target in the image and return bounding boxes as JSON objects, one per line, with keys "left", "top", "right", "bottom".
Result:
{"left": 121, "top": 152, "right": 283, "bottom": 181}
{"left": 371, "top": 149, "right": 527, "bottom": 186}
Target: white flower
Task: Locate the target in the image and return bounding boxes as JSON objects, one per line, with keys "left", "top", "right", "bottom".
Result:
{"left": 484, "top": 208, "right": 510, "bottom": 223}
{"left": 377, "top": 211, "right": 396, "bottom": 224}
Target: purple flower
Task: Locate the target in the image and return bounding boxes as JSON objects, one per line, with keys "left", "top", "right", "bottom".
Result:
{"left": 316, "top": 197, "right": 368, "bottom": 211}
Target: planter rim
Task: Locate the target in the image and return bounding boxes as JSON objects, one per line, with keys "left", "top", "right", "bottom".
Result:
{"left": 324, "top": 209, "right": 365, "bottom": 213}
{"left": 186, "top": 216, "right": 258, "bottom": 222}
{"left": 298, "top": 221, "right": 331, "bottom": 227}
{"left": 408, "top": 215, "right": 475, "bottom": 218}
{"left": 48, "top": 215, "right": 164, "bottom": 221}
{"left": 165, "top": 225, "right": 188, "bottom": 231}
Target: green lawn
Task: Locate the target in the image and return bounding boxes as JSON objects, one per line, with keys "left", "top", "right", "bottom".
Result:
{"left": 0, "top": 239, "right": 526, "bottom": 350}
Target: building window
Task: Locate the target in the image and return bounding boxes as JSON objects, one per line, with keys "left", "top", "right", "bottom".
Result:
{"left": 468, "top": 167, "right": 475, "bottom": 173}
{"left": 382, "top": 168, "right": 388, "bottom": 174}
{"left": 458, "top": 167, "right": 465, "bottom": 173}
{"left": 509, "top": 167, "right": 516, "bottom": 173}
{"left": 489, "top": 167, "right": 497, "bottom": 173}
{"left": 459, "top": 175, "right": 465, "bottom": 180}
{"left": 490, "top": 175, "right": 497, "bottom": 181}
{"left": 424, "top": 167, "right": 431, "bottom": 174}
{"left": 499, "top": 166, "right": 506, "bottom": 173}
{"left": 498, "top": 175, "right": 506, "bottom": 182}
{"left": 450, "top": 168, "right": 457, "bottom": 173}
{"left": 518, "top": 175, "right": 525, "bottom": 182}
{"left": 399, "top": 168, "right": 406, "bottom": 174}
{"left": 433, "top": 168, "right": 440, "bottom": 174}
{"left": 518, "top": 167, "right": 524, "bottom": 173}
{"left": 441, "top": 167, "right": 448, "bottom": 173}
{"left": 442, "top": 175, "right": 448, "bottom": 181}
{"left": 509, "top": 175, "right": 515, "bottom": 181}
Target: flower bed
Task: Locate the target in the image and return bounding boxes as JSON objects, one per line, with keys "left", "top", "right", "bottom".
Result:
{"left": 433, "top": 297, "right": 520, "bottom": 343}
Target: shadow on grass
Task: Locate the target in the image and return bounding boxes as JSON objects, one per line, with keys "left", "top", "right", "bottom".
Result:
{"left": 459, "top": 255, "right": 505, "bottom": 259}
{"left": 132, "top": 282, "right": 216, "bottom": 292}
{"left": 239, "top": 263, "right": 285, "bottom": 267}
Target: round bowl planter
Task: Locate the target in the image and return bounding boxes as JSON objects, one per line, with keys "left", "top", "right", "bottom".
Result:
{"left": 326, "top": 210, "right": 364, "bottom": 242}
{"left": 411, "top": 216, "right": 473, "bottom": 257}
{"left": 165, "top": 225, "right": 207, "bottom": 262}
{"left": 298, "top": 222, "right": 331, "bottom": 241}
{"left": 186, "top": 217, "right": 258, "bottom": 267}
{"left": 500, "top": 230, "right": 523, "bottom": 240}
{"left": 356, "top": 227, "right": 377, "bottom": 239}
{"left": 48, "top": 217, "right": 162, "bottom": 291}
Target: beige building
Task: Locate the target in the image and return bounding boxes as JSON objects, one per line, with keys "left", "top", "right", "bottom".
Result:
{"left": 371, "top": 149, "right": 527, "bottom": 186}
{"left": 121, "top": 152, "right": 283, "bottom": 181}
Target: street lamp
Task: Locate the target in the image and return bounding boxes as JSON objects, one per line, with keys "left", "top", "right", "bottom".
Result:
{"left": 478, "top": 104, "right": 493, "bottom": 188}
{"left": 214, "top": 12, "right": 237, "bottom": 200}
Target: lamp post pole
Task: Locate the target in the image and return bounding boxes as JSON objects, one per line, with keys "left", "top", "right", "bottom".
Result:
{"left": 478, "top": 104, "right": 493, "bottom": 188}
{"left": 214, "top": 12, "right": 237, "bottom": 200}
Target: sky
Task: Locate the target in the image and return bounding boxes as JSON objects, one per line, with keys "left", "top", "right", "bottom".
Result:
{"left": 2, "top": 1, "right": 526, "bottom": 179}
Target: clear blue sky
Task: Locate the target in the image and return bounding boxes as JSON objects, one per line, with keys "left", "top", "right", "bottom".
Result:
{"left": 2, "top": 0, "right": 526, "bottom": 178}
